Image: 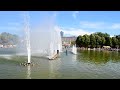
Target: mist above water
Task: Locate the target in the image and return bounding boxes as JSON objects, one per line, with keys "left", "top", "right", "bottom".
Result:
{"left": 19, "top": 12, "right": 62, "bottom": 58}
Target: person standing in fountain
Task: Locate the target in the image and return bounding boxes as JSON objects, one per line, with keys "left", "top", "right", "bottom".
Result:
{"left": 66, "top": 49, "right": 68, "bottom": 55}
{"left": 57, "top": 50, "right": 59, "bottom": 54}
{"left": 65, "top": 46, "right": 68, "bottom": 56}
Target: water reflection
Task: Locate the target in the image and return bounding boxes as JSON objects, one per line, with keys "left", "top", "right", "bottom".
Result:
{"left": 26, "top": 65, "right": 31, "bottom": 79}
{"left": 48, "top": 58, "right": 62, "bottom": 79}
{"left": 77, "top": 50, "right": 120, "bottom": 65}
{"left": 72, "top": 54, "right": 77, "bottom": 62}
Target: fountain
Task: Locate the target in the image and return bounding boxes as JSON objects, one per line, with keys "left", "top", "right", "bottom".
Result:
{"left": 48, "top": 42, "right": 55, "bottom": 59}
{"left": 20, "top": 12, "right": 62, "bottom": 62}
{"left": 26, "top": 65, "right": 31, "bottom": 79}
{"left": 72, "top": 44, "right": 77, "bottom": 55}
{"left": 23, "top": 12, "right": 31, "bottom": 64}
{"left": 48, "top": 57, "right": 62, "bottom": 79}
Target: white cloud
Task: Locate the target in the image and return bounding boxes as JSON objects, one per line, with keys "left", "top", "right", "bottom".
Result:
{"left": 8, "top": 22, "right": 20, "bottom": 26}
{"left": 80, "top": 21, "right": 105, "bottom": 29}
{"left": 110, "top": 35, "right": 114, "bottom": 37}
{"left": 0, "top": 22, "right": 22, "bottom": 33}
{"left": 111, "top": 23, "right": 120, "bottom": 29}
{"left": 63, "top": 29, "right": 92, "bottom": 36}
{"left": 0, "top": 26, "right": 23, "bottom": 35}
{"left": 56, "top": 26, "right": 93, "bottom": 36}
{"left": 72, "top": 11, "right": 79, "bottom": 19}
{"left": 0, "top": 26, "right": 21, "bottom": 31}
{"left": 55, "top": 21, "right": 120, "bottom": 37}
{"left": 80, "top": 21, "right": 120, "bottom": 30}
{"left": 0, "top": 21, "right": 23, "bottom": 31}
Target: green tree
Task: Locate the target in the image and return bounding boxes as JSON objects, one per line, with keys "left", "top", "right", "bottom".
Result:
{"left": 76, "top": 32, "right": 119, "bottom": 49}
{"left": 76, "top": 35, "right": 82, "bottom": 47}
{"left": 94, "top": 32, "right": 105, "bottom": 37}
{"left": 101, "top": 37, "right": 105, "bottom": 47}
{"left": 71, "top": 41, "right": 76, "bottom": 46}
{"left": 112, "top": 37, "right": 118, "bottom": 48}
{"left": 80, "top": 36, "right": 85, "bottom": 47}
{"left": 0, "top": 32, "right": 19, "bottom": 45}
{"left": 83, "top": 34, "right": 90, "bottom": 48}
{"left": 105, "top": 37, "right": 112, "bottom": 46}
{"left": 95, "top": 35, "right": 101, "bottom": 48}
{"left": 104, "top": 33, "right": 110, "bottom": 38}
{"left": 90, "top": 34, "right": 96, "bottom": 48}
{"left": 116, "top": 35, "right": 120, "bottom": 48}
{"left": 1, "top": 32, "right": 9, "bottom": 44}
{"left": 12, "top": 35, "right": 19, "bottom": 45}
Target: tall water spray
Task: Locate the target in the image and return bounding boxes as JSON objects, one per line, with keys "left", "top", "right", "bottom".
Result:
{"left": 30, "top": 14, "right": 62, "bottom": 59}
{"left": 56, "top": 28, "right": 62, "bottom": 53}
{"left": 72, "top": 45, "right": 74, "bottom": 53}
{"left": 23, "top": 12, "right": 31, "bottom": 64}
{"left": 19, "top": 12, "right": 62, "bottom": 60}
{"left": 72, "top": 44, "right": 77, "bottom": 54}
{"left": 74, "top": 44, "right": 77, "bottom": 54}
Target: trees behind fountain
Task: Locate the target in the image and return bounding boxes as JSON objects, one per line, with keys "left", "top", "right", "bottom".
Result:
{"left": 0, "top": 32, "right": 19, "bottom": 46}
{"left": 76, "top": 32, "right": 120, "bottom": 49}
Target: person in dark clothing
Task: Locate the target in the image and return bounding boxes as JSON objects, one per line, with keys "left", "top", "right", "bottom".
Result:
{"left": 66, "top": 49, "right": 68, "bottom": 55}
{"left": 57, "top": 50, "right": 59, "bottom": 54}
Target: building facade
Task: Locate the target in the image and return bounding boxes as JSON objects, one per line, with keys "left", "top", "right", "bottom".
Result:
{"left": 60, "top": 31, "right": 64, "bottom": 37}
{"left": 62, "top": 36, "right": 77, "bottom": 46}
{"left": 60, "top": 31, "right": 77, "bottom": 46}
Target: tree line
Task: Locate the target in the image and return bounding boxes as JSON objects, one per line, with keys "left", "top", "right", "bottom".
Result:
{"left": 76, "top": 32, "right": 120, "bottom": 49}
{"left": 0, "top": 32, "right": 19, "bottom": 45}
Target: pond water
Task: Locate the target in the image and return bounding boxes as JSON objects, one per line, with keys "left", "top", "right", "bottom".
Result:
{"left": 0, "top": 48, "right": 120, "bottom": 79}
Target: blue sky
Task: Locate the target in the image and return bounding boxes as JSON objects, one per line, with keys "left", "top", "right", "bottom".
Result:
{"left": 0, "top": 11, "right": 120, "bottom": 37}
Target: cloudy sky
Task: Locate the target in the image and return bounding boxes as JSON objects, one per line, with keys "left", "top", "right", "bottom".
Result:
{"left": 0, "top": 11, "right": 120, "bottom": 37}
